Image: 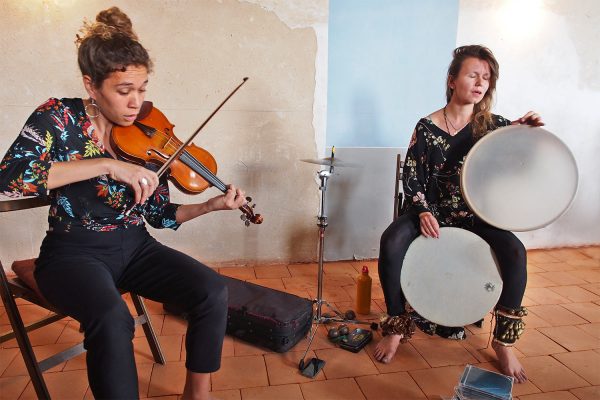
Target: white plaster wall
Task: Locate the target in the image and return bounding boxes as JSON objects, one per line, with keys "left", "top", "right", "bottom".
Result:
{"left": 242, "top": 0, "right": 329, "bottom": 156}
{"left": 0, "top": 0, "right": 328, "bottom": 267}
{"left": 457, "top": 0, "right": 600, "bottom": 248}
{"left": 323, "top": 147, "right": 403, "bottom": 261}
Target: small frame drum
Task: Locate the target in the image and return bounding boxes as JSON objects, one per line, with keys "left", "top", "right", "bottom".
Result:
{"left": 401, "top": 227, "right": 502, "bottom": 327}
{"left": 461, "top": 125, "right": 578, "bottom": 231}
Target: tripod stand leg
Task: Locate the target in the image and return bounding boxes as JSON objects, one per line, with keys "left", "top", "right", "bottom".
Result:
{"left": 321, "top": 300, "right": 379, "bottom": 329}
{"left": 298, "top": 322, "right": 326, "bottom": 378}
{"left": 298, "top": 321, "right": 320, "bottom": 369}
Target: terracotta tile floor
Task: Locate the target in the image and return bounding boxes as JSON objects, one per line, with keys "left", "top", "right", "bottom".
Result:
{"left": 1, "top": 246, "right": 599, "bottom": 399}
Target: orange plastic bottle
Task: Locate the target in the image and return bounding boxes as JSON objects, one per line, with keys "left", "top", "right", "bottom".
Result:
{"left": 356, "top": 265, "right": 372, "bottom": 315}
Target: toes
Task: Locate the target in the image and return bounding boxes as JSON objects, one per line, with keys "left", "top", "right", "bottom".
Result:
{"left": 373, "top": 349, "right": 388, "bottom": 363}
{"left": 518, "top": 370, "right": 528, "bottom": 383}
{"left": 512, "top": 369, "right": 526, "bottom": 384}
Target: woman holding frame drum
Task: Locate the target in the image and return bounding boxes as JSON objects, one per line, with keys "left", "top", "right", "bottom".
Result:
{"left": 373, "top": 45, "right": 543, "bottom": 383}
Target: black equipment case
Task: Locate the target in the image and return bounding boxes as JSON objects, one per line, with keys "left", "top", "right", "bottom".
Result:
{"left": 225, "top": 276, "right": 313, "bottom": 352}
{"left": 164, "top": 276, "right": 314, "bottom": 353}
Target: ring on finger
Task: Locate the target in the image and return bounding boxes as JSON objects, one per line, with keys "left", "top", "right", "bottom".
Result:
{"left": 140, "top": 178, "right": 148, "bottom": 186}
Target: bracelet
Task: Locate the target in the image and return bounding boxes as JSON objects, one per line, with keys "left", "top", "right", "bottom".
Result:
{"left": 380, "top": 314, "right": 416, "bottom": 343}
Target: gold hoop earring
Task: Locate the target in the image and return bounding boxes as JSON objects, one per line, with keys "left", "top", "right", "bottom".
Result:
{"left": 85, "top": 99, "right": 100, "bottom": 118}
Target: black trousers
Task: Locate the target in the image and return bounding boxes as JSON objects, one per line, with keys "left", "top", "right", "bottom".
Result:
{"left": 34, "top": 226, "right": 227, "bottom": 399}
{"left": 378, "top": 211, "right": 527, "bottom": 317}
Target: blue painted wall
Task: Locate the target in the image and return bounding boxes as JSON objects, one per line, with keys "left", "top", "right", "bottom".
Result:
{"left": 327, "top": 0, "right": 459, "bottom": 147}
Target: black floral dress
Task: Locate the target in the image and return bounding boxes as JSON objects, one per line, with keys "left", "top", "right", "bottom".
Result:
{"left": 400, "top": 114, "right": 511, "bottom": 338}
{"left": 0, "top": 98, "right": 180, "bottom": 232}
{"left": 402, "top": 114, "right": 511, "bottom": 227}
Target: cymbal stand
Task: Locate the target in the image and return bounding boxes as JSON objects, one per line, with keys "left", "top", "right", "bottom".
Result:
{"left": 298, "top": 161, "right": 375, "bottom": 374}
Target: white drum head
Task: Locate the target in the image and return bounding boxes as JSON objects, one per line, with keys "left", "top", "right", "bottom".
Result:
{"left": 461, "top": 125, "right": 578, "bottom": 231}
{"left": 401, "top": 227, "right": 503, "bottom": 327}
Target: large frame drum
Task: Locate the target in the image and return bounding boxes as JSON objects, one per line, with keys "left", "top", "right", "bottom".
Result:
{"left": 401, "top": 227, "right": 503, "bottom": 327}
{"left": 461, "top": 125, "right": 578, "bottom": 231}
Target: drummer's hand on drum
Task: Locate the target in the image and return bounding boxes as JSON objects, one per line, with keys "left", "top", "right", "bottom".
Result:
{"left": 512, "top": 111, "right": 545, "bottom": 127}
{"left": 419, "top": 212, "right": 440, "bottom": 238}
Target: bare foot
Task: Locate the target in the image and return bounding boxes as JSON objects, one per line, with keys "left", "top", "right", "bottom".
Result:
{"left": 373, "top": 334, "right": 402, "bottom": 363}
{"left": 492, "top": 341, "right": 527, "bottom": 383}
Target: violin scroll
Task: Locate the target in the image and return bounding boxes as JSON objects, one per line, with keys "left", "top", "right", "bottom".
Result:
{"left": 240, "top": 196, "right": 263, "bottom": 226}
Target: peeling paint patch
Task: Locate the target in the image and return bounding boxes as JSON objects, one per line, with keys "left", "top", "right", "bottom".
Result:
{"left": 239, "top": 0, "right": 329, "bottom": 158}
{"left": 239, "top": 0, "right": 328, "bottom": 29}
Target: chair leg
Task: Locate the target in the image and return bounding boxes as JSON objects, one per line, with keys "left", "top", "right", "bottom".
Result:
{"left": 130, "top": 294, "right": 165, "bottom": 364}
{"left": 0, "top": 265, "right": 51, "bottom": 399}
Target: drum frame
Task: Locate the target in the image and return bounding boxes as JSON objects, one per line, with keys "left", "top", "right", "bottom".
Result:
{"left": 401, "top": 227, "right": 503, "bottom": 327}
{"left": 460, "top": 126, "right": 578, "bottom": 232}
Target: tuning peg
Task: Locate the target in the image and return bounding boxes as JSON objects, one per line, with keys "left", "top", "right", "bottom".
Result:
{"left": 245, "top": 220, "right": 250, "bottom": 227}
{"left": 240, "top": 214, "right": 248, "bottom": 221}
{"left": 245, "top": 196, "right": 253, "bottom": 203}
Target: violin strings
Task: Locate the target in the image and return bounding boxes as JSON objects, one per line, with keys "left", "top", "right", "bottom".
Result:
{"left": 146, "top": 126, "right": 228, "bottom": 192}
{"left": 180, "top": 151, "right": 227, "bottom": 192}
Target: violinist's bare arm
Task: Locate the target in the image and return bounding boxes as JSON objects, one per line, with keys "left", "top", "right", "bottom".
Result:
{"left": 47, "top": 158, "right": 159, "bottom": 204}
{"left": 45, "top": 159, "right": 108, "bottom": 189}
{"left": 175, "top": 184, "right": 245, "bottom": 224}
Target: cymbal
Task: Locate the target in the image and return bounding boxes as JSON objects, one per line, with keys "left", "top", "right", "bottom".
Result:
{"left": 300, "top": 157, "right": 358, "bottom": 167}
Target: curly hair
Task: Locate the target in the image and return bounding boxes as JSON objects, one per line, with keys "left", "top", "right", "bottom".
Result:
{"left": 446, "top": 45, "right": 499, "bottom": 138}
{"left": 75, "top": 7, "right": 152, "bottom": 87}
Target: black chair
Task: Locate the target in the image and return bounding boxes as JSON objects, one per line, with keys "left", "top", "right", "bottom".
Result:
{"left": 0, "top": 197, "right": 165, "bottom": 399}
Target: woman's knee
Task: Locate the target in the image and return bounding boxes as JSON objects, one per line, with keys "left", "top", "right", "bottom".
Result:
{"left": 381, "top": 217, "right": 415, "bottom": 246}
{"left": 188, "top": 272, "right": 228, "bottom": 314}
{"left": 502, "top": 236, "right": 527, "bottom": 267}
{"left": 84, "top": 299, "right": 135, "bottom": 341}
{"left": 206, "top": 275, "right": 228, "bottom": 309}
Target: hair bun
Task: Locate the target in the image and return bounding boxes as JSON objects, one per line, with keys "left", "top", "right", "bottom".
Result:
{"left": 95, "top": 7, "right": 137, "bottom": 40}
{"left": 75, "top": 6, "right": 139, "bottom": 47}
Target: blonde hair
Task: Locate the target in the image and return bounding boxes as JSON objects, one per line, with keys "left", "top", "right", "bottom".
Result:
{"left": 76, "top": 7, "right": 152, "bottom": 87}
{"left": 446, "top": 45, "right": 499, "bottom": 138}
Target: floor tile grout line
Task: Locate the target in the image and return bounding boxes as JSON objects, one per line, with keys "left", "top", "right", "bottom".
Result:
{"left": 549, "top": 351, "right": 600, "bottom": 387}
{"left": 352, "top": 376, "right": 369, "bottom": 400}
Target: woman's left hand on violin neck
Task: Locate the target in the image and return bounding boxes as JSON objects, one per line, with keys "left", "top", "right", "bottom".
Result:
{"left": 206, "top": 184, "right": 246, "bottom": 212}
{"left": 175, "top": 184, "right": 246, "bottom": 224}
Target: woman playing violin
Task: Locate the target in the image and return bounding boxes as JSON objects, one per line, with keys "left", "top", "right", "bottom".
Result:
{"left": 0, "top": 7, "right": 243, "bottom": 399}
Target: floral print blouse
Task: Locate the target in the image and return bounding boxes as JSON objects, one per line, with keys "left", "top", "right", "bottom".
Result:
{"left": 0, "top": 98, "right": 181, "bottom": 232}
{"left": 403, "top": 114, "right": 511, "bottom": 227}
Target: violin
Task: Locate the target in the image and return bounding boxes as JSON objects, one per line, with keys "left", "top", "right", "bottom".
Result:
{"left": 111, "top": 100, "right": 263, "bottom": 226}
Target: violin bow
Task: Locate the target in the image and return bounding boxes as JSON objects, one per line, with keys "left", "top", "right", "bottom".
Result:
{"left": 156, "top": 77, "right": 249, "bottom": 179}
{"left": 124, "top": 77, "right": 249, "bottom": 217}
